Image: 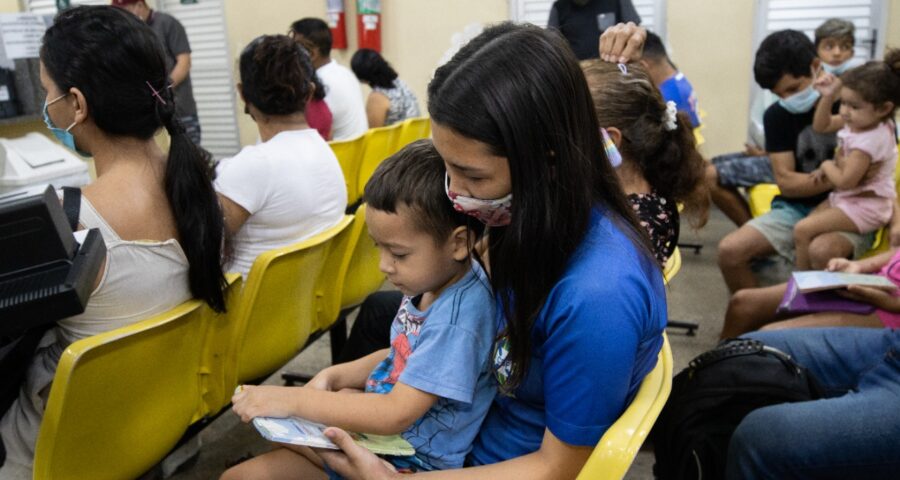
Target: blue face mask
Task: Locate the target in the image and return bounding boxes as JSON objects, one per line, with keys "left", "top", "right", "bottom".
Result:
{"left": 778, "top": 84, "right": 820, "bottom": 114}
{"left": 822, "top": 60, "right": 852, "bottom": 76}
{"left": 43, "top": 93, "right": 90, "bottom": 157}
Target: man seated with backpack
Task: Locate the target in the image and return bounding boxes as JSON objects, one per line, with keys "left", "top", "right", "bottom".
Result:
{"left": 726, "top": 327, "right": 900, "bottom": 479}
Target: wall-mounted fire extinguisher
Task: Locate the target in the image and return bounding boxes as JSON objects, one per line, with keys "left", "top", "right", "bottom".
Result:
{"left": 327, "top": 0, "right": 347, "bottom": 50}
{"left": 356, "top": 0, "right": 381, "bottom": 52}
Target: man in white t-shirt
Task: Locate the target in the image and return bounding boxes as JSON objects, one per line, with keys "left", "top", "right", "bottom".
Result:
{"left": 290, "top": 18, "right": 368, "bottom": 140}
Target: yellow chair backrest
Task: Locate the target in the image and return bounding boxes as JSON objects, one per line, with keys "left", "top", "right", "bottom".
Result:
{"left": 396, "top": 116, "right": 431, "bottom": 151}
{"left": 329, "top": 134, "right": 367, "bottom": 206}
{"left": 33, "top": 275, "right": 242, "bottom": 480}
{"left": 576, "top": 334, "right": 674, "bottom": 480}
{"left": 312, "top": 215, "right": 357, "bottom": 332}
{"left": 747, "top": 183, "right": 781, "bottom": 218}
{"left": 231, "top": 219, "right": 351, "bottom": 384}
{"left": 340, "top": 204, "right": 387, "bottom": 310}
{"left": 357, "top": 124, "right": 403, "bottom": 201}
{"left": 663, "top": 247, "right": 682, "bottom": 284}
{"left": 201, "top": 274, "right": 248, "bottom": 416}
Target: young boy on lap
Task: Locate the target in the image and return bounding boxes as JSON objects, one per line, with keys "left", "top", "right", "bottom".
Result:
{"left": 221, "top": 140, "right": 496, "bottom": 479}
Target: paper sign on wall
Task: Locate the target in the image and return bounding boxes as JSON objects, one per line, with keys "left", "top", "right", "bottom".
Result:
{"left": 0, "top": 14, "right": 48, "bottom": 61}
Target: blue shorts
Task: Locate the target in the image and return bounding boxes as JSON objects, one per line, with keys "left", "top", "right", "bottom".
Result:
{"left": 712, "top": 152, "right": 774, "bottom": 187}
{"left": 746, "top": 198, "right": 875, "bottom": 261}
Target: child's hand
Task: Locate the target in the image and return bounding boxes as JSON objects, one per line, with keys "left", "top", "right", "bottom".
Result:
{"left": 814, "top": 72, "right": 842, "bottom": 98}
{"left": 826, "top": 258, "right": 861, "bottom": 273}
{"left": 744, "top": 143, "right": 766, "bottom": 157}
{"left": 305, "top": 367, "right": 339, "bottom": 392}
{"left": 232, "top": 385, "right": 299, "bottom": 423}
{"left": 838, "top": 285, "right": 900, "bottom": 312}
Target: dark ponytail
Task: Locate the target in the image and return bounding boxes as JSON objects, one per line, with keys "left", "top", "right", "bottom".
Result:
{"left": 42, "top": 6, "right": 227, "bottom": 312}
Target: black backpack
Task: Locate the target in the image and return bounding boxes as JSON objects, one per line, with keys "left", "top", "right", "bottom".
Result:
{"left": 651, "top": 338, "right": 823, "bottom": 480}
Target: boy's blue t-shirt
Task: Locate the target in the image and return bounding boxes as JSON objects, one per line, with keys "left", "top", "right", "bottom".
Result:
{"left": 658, "top": 72, "right": 701, "bottom": 128}
{"left": 468, "top": 208, "right": 667, "bottom": 465}
{"left": 365, "top": 259, "right": 497, "bottom": 470}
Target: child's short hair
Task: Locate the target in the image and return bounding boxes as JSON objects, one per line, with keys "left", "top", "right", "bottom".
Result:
{"left": 364, "top": 139, "right": 482, "bottom": 244}
{"left": 841, "top": 48, "right": 900, "bottom": 120}
{"left": 815, "top": 18, "right": 855, "bottom": 49}
{"left": 754, "top": 30, "right": 817, "bottom": 89}
{"left": 642, "top": 31, "right": 670, "bottom": 64}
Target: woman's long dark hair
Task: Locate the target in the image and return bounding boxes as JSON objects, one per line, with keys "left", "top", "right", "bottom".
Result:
{"left": 42, "top": 6, "right": 227, "bottom": 312}
{"left": 351, "top": 48, "right": 398, "bottom": 89}
{"left": 428, "top": 23, "right": 653, "bottom": 391}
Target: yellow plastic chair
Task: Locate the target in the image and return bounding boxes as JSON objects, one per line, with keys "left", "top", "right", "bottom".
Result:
{"left": 329, "top": 134, "right": 367, "bottom": 206}
{"left": 747, "top": 183, "right": 781, "bottom": 218}
{"left": 576, "top": 334, "right": 674, "bottom": 480}
{"left": 396, "top": 116, "right": 431, "bottom": 151}
{"left": 356, "top": 124, "right": 403, "bottom": 201}
{"left": 663, "top": 246, "right": 681, "bottom": 283}
{"left": 339, "top": 204, "right": 386, "bottom": 310}
{"left": 33, "top": 275, "right": 241, "bottom": 480}
{"left": 230, "top": 218, "right": 352, "bottom": 384}
{"left": 312, "top": 214, "right": 358, "bottom": 332}
{"left": 200, "top": 274, "right": 246, "bottom": 416}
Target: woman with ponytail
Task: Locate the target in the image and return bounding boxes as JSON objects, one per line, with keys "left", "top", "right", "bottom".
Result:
{"left": 0, "top": 6, "right": 226, "bottom": 476}
{"left": 581, "top": 60, "right": 709, "bottom": 266}
{"left": 215, "top": 35, "right": 346, "bottom": 276}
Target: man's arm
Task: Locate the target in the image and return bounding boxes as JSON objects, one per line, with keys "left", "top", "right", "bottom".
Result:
{"left": 170, "top": 53, "right": 191, "bottom": 87}
{"left": 770, "top": 151, "right": 832, "bottom": 198}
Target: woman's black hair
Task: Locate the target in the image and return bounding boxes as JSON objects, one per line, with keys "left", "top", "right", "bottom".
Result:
{"left": 351, "top": 49, "right": 399, "bottom": 90}
{"left": 240, "top": 35, "right": 317, "bottom": 115}
{"left": 41, "top": 6, "right": 227, "bottom": 312}
{"left": 428, "top": 22, "right": 653, "bottom": 391}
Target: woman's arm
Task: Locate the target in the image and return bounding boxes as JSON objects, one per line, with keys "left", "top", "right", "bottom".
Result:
{"left": 217, "top": 193, "right": 251, "bottom": 235}
{"left": 366, "top": 92, "right": 390, "bottom": 128}
{"left": 820, "top": 149, "right": 872, "bottom": 190}
{"left": 318, "top": 427, "right": 593, "bottom": 480}
{"left": 232, "top": 381, "right": 437, "bottom": 436}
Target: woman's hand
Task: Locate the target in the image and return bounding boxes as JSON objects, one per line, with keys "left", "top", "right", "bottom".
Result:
{"left": 231, "top": 385, "right": 299, "bottom": 423}
{"left": 826, "top": 258, "right": 862, "bottom": 273}
{"left": 838, "top": 285, "right": 900, "bottom": 313}
{"left": 598, "top": 22, "right": 646, "bottom": 63}
{"left": 316, "top": 427, "right": 401, "bottom": 480}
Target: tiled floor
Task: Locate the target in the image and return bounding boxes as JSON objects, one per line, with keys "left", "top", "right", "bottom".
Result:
{"left": 168, "top": 209, "right": 739, "bottom": 480}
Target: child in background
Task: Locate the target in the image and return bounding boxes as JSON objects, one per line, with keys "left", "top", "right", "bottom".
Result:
{"left": 792, "top": 49, "right": 900, "bottom": 270}
{"left": 581, "top": 60, "right": 708, "bottom": 266}
{"left": 220, "top": 140, "right": 495, "bottom": 478}
{"left": 816, "top": 18, "right": 862, "bottom": 76}
{"left": 640, "top": 30, "right": 701, "bottom": 128}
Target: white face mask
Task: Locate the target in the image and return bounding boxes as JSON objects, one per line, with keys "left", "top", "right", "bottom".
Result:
{"left": 778, "top": 83, "right": 821, "bottom": 114}
{"left": 444, "top": 172, "right": 512, "bottom": 227}
{"left": 822, "top": 60, "right": 852, "bottom": 76}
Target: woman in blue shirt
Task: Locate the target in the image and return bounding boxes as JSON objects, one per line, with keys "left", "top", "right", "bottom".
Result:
{"left": 318, "top": 22, "right": 665, "bottom": 479}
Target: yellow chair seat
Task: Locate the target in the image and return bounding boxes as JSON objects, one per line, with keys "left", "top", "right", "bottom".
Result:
{"left": 747, "top": 183, "right": 781, "bottom": 218}
{"left": 329, "top": 134, "right": 367, "bottom": 206}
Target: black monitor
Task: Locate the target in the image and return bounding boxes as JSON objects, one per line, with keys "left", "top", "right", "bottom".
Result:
{"left": 0, "top": 185, "right": 106, "bottom": 336}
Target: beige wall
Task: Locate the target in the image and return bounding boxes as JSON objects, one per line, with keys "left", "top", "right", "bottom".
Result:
{"left": 888, "top": 0, "right": 900, "bottom": 49}
{"left": 223, "top": 0, "right": 509, "bottom": 147}
{"left": 666, "top": 1, "right": 755, "bottom": 158}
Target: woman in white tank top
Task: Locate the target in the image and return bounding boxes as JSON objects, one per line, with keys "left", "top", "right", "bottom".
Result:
{"left": 0, "top": 7, "right": 227, "bottom": 477}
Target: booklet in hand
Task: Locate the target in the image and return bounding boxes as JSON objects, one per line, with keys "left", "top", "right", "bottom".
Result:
{"left": 252, "top": 416, "right": 416, "bottom": 457}
{"left": 791, "top": 271, "right": 897, "bottom": 293}
{"left": 777, "top": 275, "right": 877, "bottom": 316}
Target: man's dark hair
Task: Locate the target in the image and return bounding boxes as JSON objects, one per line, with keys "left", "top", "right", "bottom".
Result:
{"left": 643, "top": 31, "right": 670, "bottom": 64}
{"left": 289, "top": 18, "right": 332, "bottom": 57}
{"left": 754, "top": 30, "right": 817, "bottom": 89}
{"left": 364, "top": 139, "right": 482, "bottom": 244}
